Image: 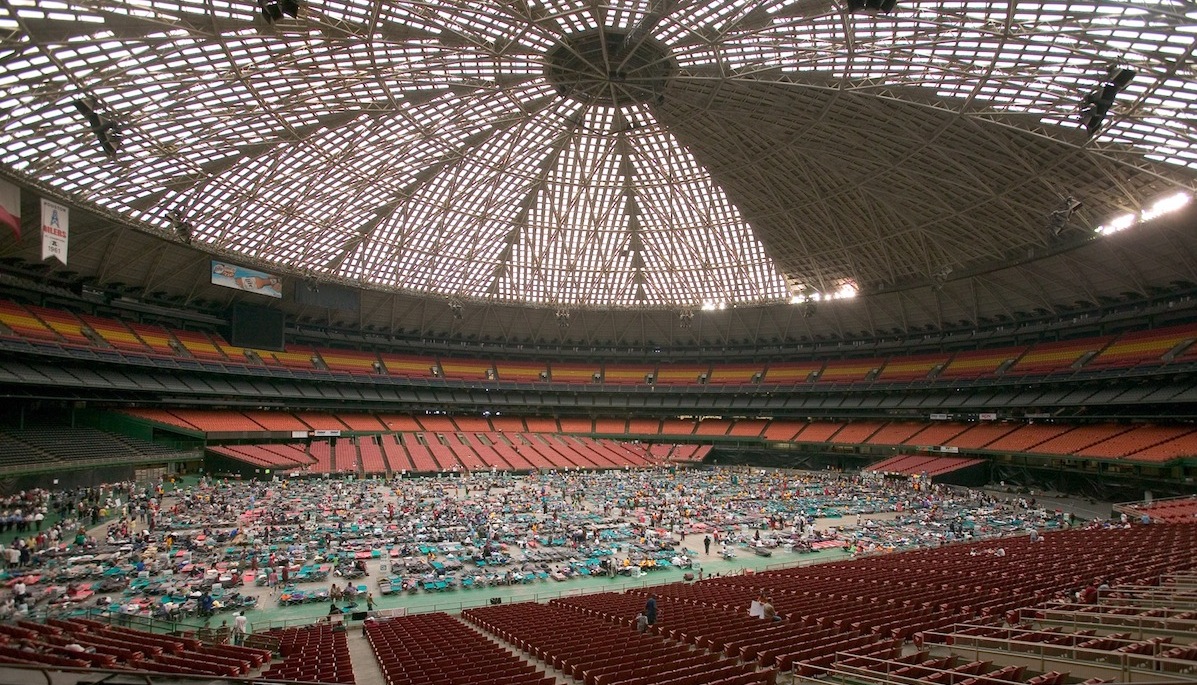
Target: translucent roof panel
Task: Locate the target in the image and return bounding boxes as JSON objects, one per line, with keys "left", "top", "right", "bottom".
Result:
{"left": 2, "top": 0, "right": 1196, "bottom": 308}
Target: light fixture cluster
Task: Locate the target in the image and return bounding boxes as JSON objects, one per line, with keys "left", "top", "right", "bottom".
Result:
{"left": 74, "top": 100, "right": 121, "bottom": 158}
{"left": 1079, "top": 66, "right": 1135, "bottom": 138}
{"left": 1095, "top": 191, "right": 1191, "bottom": 236}
{"left": 789, "top": 283, "right": 858, "bottom": 305}
{"left": 258, "top": 0, "right": 299, "bottom": 23}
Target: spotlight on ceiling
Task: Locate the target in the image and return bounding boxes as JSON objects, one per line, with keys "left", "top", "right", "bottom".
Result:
{"left": 1079, "top": 66, "right": 1135, "bottom": 137}
{"left": 258, "top": 0, "right": 299, "bottom": 23}
{"left": 847, "top": 0, "right": 898, "bottom": 13}
{"left": 74, "top": 99, "right": 122, "bottom": 158}
{"left": 1048, "top": 195, "right": 1083, "bottom": 236}
{"left": 166, "top": 208, "right": 193, "bottom": 244}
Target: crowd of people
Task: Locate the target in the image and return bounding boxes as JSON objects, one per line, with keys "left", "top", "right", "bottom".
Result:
{"left": 0, "top": 467, "right": 1082, "bottom": 625}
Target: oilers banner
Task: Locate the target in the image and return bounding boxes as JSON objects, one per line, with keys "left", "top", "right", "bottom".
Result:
{"left": 40, "top": 198, "right": 68, "bottom": 264}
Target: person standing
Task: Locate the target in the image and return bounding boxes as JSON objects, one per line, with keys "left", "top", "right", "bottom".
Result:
{"left": 232, "top": 611, "right": 248, "bottom": 646}
{"left": 644, "top": 593, "right": 658, "bottom": 626}
{"left": 703, "top": 535, "right": 711, "bottom": 555}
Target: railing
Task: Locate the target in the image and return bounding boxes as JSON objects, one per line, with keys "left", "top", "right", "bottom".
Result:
{"left": 922, "top": 628, "right": 1197, "bottom": 682}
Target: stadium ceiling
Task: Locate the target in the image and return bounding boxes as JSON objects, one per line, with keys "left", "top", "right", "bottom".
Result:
{"left": 3, "top": 0, "right": 1197, "bottom": 342}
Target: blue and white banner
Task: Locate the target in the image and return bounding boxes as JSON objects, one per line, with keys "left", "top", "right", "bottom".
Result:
{"left": 41, "top": 198, "right": 68, "bottom": 263}
{"left": 211, "top": 260, "right": 282, "bottom": 298}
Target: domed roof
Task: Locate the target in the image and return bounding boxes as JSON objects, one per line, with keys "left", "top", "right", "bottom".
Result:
{"left": 1, "top": 0, "right": 1196, "bottom": 316}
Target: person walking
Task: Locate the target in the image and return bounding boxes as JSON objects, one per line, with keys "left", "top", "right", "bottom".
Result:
{"left": 644, "top": 593, "right": 658, "bottom": 627}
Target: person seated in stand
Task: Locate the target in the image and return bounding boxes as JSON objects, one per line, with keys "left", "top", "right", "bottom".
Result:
{"left": 329, "top": 583, "right": 343, "bottom": 601}
{"left": 762, "top": 601, "right": 781, "bottom": 622}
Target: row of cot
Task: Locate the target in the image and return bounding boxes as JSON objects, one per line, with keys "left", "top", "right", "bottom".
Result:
{"left": 4, "top": 298, "right": 1197, "bottom": 383}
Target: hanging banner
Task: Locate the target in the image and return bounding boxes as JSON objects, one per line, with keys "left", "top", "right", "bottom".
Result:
{"left": 40, "top": 198, "right": 68, "bottom": 263}
{"left": 0, "top": 179, "right": 19, "bottom": 239}
{"left": 211, "top": 260, "right": 282, "bottom": 299}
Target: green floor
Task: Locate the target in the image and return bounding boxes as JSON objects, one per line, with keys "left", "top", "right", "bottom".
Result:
{"left": 243, "top": 545, "right": 850, "bottom": 632}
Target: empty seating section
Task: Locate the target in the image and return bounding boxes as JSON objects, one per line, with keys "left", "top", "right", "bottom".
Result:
{"left": 79, "top": 315, "right": 150, "bottom": 352}
{"left": 320, "top": 348, "right": 381, "bottom": 374}
{"left": 1125, "top": 431, "right": 1197, "bottom": 463}
{"left": 985, "top": 425, "right": 1074, "bottom": 452}
{"left": 464, "top": 600, "right": 776, "bottom": 685}
{"left": 628, "top": 418, "right": 661, "bottom": 435}
{"left": 604, "top": 363, "right": 655, "bottom": 384}
{"left": 491, "top": 416, "right": 527, "bottom": 433}
{"left": 708, "top": 363, "right": 764, "bottom": 384}
{"left": 524, "top": 417, "right": 559, "bottom": 432}
{"left": 337, "top": 413, "right": 388, "bottom": 430}
{"left": 0, "top": 618, "right": 271, "bottom": 678}
{"left": 1133, "top": 496, "right": 1197, "bottom": 523}
{"left": 210, "top": 444, "right": 313, "bottom": 471}
{"left": 905, "top": 422, "right": 972, "bottom": 446}
{"left": 336, "top": 438, "right": 359, "bottom": 473}
{"left": 0, "top": 300, "right": 60, "bottom": 341}
{"left": 794, "top": 422, "right": 845, "bottom": 442}
{"left": 381, "top": 434, "right": 415, "bottom": 472}
{"left": 1032, "top": 425, "right": 1133, "bottom": 455}
{"left": 417, "top": 415, "right": 457, "bottom": 431}
{"left": 295, "top": 412, "right": 348, "bottom": 431}
{"left": 879, "top": 354, "right": 949, "bottom": 381}
{"left": 378, "top": 353, "right": 438, "bottom": 378}
{"left": 358, "top": 436, "right": 387, "bottom": 473}
{"left": 1089, "top": 324, "right": 1197, "bottom": 368}
{"left": 1076, "top": 425, "right": 1193, "bottom": 458}
{"left": 867, "top": 455, "right": 984, "bottom": 477}
{"left": 829, "top": 421, "right": 884, "bottom": 444}
{"left": 1010, "top": 337, "right": 1113, "bottom": 375}
{"left": 240, "top": 410, "right": 307, "bottom": 431}
{"left": 366, "top": 612, "right": 552, "bottom": 685}
{"left": 728, "top": 419, "right": 769, "bottom": 437}
{"left": 262, "top": 624, "right": 353, "bottom": 683}
{"left": 655, "top": 363, "right": 710, "bottom": 384}
{"left": 26, "top": 305, "right": 92, "bottom": 346}
{"left": 551, "top": 362, "right": 600, "bottom": 383}
{"left": 595, "top": 418, "right": 627, "bottom": 434}
{"left": 498, "top": 360, "right": 547, "bottom": 382}
{"left": 120, "top": 409, "right": 1197, "bottom": 466}
{"left": 940, "top": 347, "right": 1023, "bottom": 379}
{"left": 818, "top": 358, "right": 884, "bottom": 383}
{"left": 308, "top": 441, "right": 333, "bottom": 473}
{"left": 696, "top": 419, "right": 734, "bottom": 436}
{"left": 866, "top": 422, "right": 925, "bottom": 444}
{"left": 440, "top": 357, "right": 492, "bottom": 380}
{"left": 269, "top": 344, "right": 318, "bottom": 370}
{"left": 0, "top": 425, "right": 186, "bottom": 467}
{"left": 172, "top": 329, "right": 228, "bottom": 361}
{"left": 763, "top": 362, "right": 820, "bottom": 384}
{"left": 6, "top": 303, "right": 1197, "bottom": 391}
{"left": 560, "top": 418, "right": 594, "bottom": 433}
{"left": 948, "top": 423, "right": 1020, "bottom": 449}
{"left": 125, "top": 323, "right": 179, "bottom": 355}
{"left": 761, "top": 421, "right": 805, "bottom": 441}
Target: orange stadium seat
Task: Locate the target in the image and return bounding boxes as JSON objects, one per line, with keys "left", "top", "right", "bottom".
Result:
{"left": 938, "top": 346, "right": 1025, "bottom": 379}
{"left": 319, "top": 348, "right": 381, "bottom": 374}
{"left": 707, "top": 362, "right": 764, "bottom": 384}
{"left": 878, "top": 353, "right": 950, "bottom": 381}
{"left": 603, "top": 363, "right": 656, "bottom": 384}
{"left": 78, "top": 314, "right": 151, "bottom": 353}
{"left": 818, "top": 358, "right": 884, "bottom": 383}
{"left": 550, "top": 362, "right": 601, "bottom": 384}
{"left": 655, "top": 363, "right": 710, "bottom": 385}
{"left": 440, "top": 357, "right": 493, "bottom": 380}
{"left": 497, "top": 360, "right": 548, "bottom": 382}
{"left": 762, "top": 362, "right": 820, "bottom": 384}
{"left": 1088, "top": 324, "right": 1197, "bottom": 368}
{"left": 1007, "top": 337, "right": 1113, "bottom": 375}
{"left": 0, "top": 300, "right": 61, "bottom": 342}
{"left": 377, "top": 353, "right": 438, "bottom": 378}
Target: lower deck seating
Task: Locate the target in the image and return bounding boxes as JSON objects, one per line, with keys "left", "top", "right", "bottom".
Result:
{"left": 261, "top": 624, "right": 353, "bottom": 683}
{"left": 366, "top": 612, "right": 552, "bottom": 685}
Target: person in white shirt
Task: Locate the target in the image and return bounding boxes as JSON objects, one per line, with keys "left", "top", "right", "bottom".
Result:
{"left": 233, "top": 611, "right": 249, "bottom": 646}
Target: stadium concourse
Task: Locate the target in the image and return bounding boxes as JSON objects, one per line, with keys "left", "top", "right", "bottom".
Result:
{"left": 0, "top": 467, "right": 1194, "bottom": 685}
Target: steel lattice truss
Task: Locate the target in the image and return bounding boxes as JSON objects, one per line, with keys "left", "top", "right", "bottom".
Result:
{"left": 2, "top": 0, "right": 1197, "bottom": 310}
